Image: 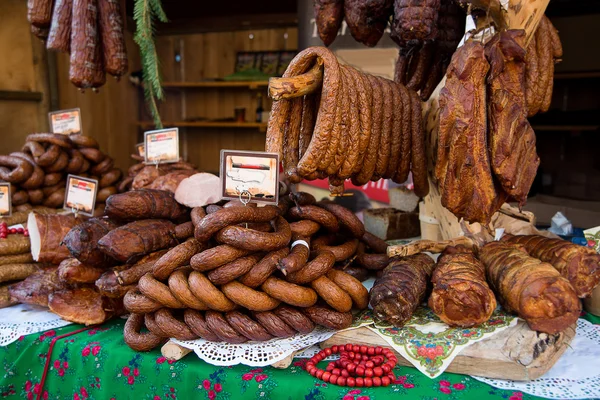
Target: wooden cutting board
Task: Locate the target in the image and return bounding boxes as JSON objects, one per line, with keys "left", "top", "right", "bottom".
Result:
{"left": 321, "top": 320, "right": 575, "bottom": 381}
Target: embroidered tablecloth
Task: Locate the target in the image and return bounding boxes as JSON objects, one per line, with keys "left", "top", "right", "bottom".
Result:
{"left": 1, "top": 312, "right": 598, "bottom": 400}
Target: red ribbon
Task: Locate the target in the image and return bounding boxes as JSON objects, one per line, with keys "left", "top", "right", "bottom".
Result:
{"left": 36, "top": 326, "right": 94, "bottom": 400}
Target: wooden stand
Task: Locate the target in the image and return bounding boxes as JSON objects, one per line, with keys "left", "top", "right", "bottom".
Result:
{"left": 321, "top": 320, "right": 575, "bottom": 381}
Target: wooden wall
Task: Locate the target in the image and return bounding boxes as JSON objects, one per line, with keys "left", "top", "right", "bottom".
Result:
{"left": 55, "top": 32, "right": 141, "bottom": 172}
{"left": 152, "top": 27, "right": 298, "bottom": 173}
{"left": 0, "top": 0, "right": 50, "bottom": 154}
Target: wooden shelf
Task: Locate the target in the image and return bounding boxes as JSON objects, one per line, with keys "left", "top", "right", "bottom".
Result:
{"left": 161, "top": 81, "right": 269, "bottom": 89}
{"left": 137, "top": 121, "right": 268, "bottom": 131}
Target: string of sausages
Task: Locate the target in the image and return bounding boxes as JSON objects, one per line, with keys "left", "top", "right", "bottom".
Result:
{"left": 265, "top": 46, "right": 430, "bottom": 198}
{"left": 28, "top": 0, "right": 128, "bottom": 90}
{"left": 123, "top": 192, "right": 389, "bottom": 351}
{"left": 0, "top": 133, "right": 124, "bottom": 214}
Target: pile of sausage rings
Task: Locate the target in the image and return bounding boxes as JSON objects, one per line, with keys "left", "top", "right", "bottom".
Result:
{"left": 123, "top": 192, "right": 388, "bottom": 350}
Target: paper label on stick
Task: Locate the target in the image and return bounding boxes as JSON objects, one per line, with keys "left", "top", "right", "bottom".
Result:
{"left": 48, "top": 108, "right": 82, "bottom": 135}
{"left": 136, "top": 142, "right": 145, "bottom": 157}
{"left": 63, "top": 175, "right": 98, "bottom": 217}
{"left": 220, "top": 150, "right": 279, "bottom": 205}
{"left": 0, "top": 183, "right": 11, "bottom": 217}
{"left": 144, "top": 128, "right": 180, "bottom": 164}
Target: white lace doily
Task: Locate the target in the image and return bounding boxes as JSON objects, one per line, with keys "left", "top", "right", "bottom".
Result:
{"left": 474, "top": 318, "right": 600, "bottom": 399}
{"left": 173, "top": 326, "right": 338, "bottom": 367}
{"left": 0, "top": 304, "right": 73, "bottom": 346}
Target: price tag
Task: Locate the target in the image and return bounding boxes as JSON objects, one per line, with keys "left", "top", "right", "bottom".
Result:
{"left": 136, "top": 142, "right": 145, "bottom": 157}
{"left": 220, "top": 150, "right": 279, "bottom": 204}
{"left": 63, "top": 175, "right": 98, "bottom": 217}
{"left": 144, "top": 128, "right": 179, "bottom": 164}
{"left": 0, "top": 183, "right": 11, "bottom": 217}
{"left": 48, "top": 108, "right": 82, "bottom": 135}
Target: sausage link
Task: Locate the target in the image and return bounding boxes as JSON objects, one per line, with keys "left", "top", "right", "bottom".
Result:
{"left": 205, "top": 311, "right": 248, "bottom": 343}
{"left": 261, "top": 276, "right": 318, "bottom": 307}
{"left": 215, "top": 216, "right": 291, "bottom": 252}
{"left": 221, "top": 281, "right": 281, "bottom": 312}
{"left": 303, "top": 305, "right": 353, "bottom": 330}
{"left": 327, "top": 269, "right": 369, "bottom": 309}
{"left": 190, "top": 245, "right": 251, "bottom": 271}
{"left": 154, "top": 308, "right": 198, "bottom": 341}
{"left": 208, "top": 254, "right": 263, "bottom": 285}
{"left": 168, "top": 268, "right": 209, "bottom": 310}
{"left": 124, "top": 313, "right": 163, "bottom": 351}
{"left": 273, "top": 305, "right": 316, "bottom": 334}
{"left": 286, "top": 251, "right": 336, "bottom": 284}
{"left": 225, "top": 311, "right": 274, "bottom": 342}
{"left": 253, "top": 311, "right": 296, "bottom": 338}
{"left": 194, "top": 205, "right": 280, "bottom": 242}
{"left": 184, "top": 309, "right": 221, "bottom": 342}
{"left": 287, "top": 205, "right": 339, "bottom": 232}
{"left": 310, "top": 276, "right": 353, "bottom": 312}
{"left": 239, "top": 248, "right": 290, "bottom": 288}
{"left": 138, "top": 273, "right": 184, "bottom": 309}
{"left": 188, "top": 271, "right": 237, "bottom": 312}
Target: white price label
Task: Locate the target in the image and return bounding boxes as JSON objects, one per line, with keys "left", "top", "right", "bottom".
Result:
{"left": 0, "top": 183, "right": 11, "bottom": 217}
{"left": 49, "top": 108, "right": 82, "bottom": 135}
{"left": 220, "top": 150, "right": 280, "bottom": 205}
{"left": 144, "top": 128, "right": 179, "bottom": 164}
{"left": 63, "top": 175, "right": 98, "bottom": 217}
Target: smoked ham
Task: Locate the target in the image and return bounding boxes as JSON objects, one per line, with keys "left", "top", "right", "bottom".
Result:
{"left": 480, "top": 241, "right": 580, "bottom": 334}
{"left": 104, "top": 189, "right": 188, "bottom": 221}
{"left": 428, "top": 246, "right": 496, "bottom": 327}
{"left": 97, "top": 219, "right": 178, "bottom": 264}
{"left": 28, "top": 212, "right": 81, "bottom": 264}
{"left": 62, "top": 217, "right": 120, "bottom": 267}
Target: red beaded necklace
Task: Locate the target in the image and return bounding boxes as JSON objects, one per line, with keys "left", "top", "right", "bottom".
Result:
{"left": 305, "top": 344, "right": 398, "bottom": 387}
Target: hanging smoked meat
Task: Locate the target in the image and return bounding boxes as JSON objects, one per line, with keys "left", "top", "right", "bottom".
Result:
{"left": 485, "top": 30, "right": 540, "bottom": 206}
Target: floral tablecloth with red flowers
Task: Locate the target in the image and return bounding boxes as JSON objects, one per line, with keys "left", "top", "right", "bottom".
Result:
{"left": 1, "top": 313, "right": 599, "bottom": 400}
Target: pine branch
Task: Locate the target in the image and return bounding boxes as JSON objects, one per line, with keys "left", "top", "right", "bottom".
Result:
{"left": 134, "top": 0, "right": 168, "bottom": 129}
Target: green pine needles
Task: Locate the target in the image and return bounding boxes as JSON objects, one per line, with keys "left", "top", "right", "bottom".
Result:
{"left": 134, "top": 0, "right": 168, "bottom": 129}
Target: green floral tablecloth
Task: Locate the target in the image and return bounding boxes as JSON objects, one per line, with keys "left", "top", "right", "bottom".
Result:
{"left": 1, "top": 312, "right": 598, "bottom": 400}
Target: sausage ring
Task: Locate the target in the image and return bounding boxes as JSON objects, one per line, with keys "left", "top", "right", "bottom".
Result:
{"left": 273, "top": 304, "right": 316, "bottom": 334}
{"left": 261, "top": 276, "right": 318, "bottom": 307}
{"left": 287, "top": 205, "right": 339, "bottom": 232}
{"left": 194, "top": 205, "right": 280, "bottom": 242}
{"left": 123, "top": 289, "right": 162, "bottom": 313}
{"left": 9, "top": 152, "right": 45, "bottom": 189}
{"left": 27, "top": 189, "right": 44, "bottom": 205}
{"left": 289, "top": 220, "right": 321, "bottom": 238}
{"left": 356, "top": 243, "right": 389, "bottom": 270}
{"left": 239, "top": 248, "right": 289, "bottom": 288}
{"left": 253, "top": 310, "right": 296, "bottom": 338}
{"left": 221, "top": 281, "right": 281, "bottom": 311}
{"left": 317, "top": 202, "right": 365, "bottom": 238}
{"left": 326, "top": 269, "right": 369, "bottom": 310}
{"left": 154, "top": 308, "right": 198, "bottom": 341}
{"left": 286, "top": 251, "right": 336, "bottom": 284}
{"left": 208, "top": 254, "right": 262, "bottom": 285}
{"left": 0, "top": 156, "right": 34, "bottom": 183}
{"left": 99, "top": 168, "right": 122, "bottom": 188}
{"left": 205, "top": 310, "right": 248, "bottom": 343}
{"left": 12, "top": 189, "right": 29, "bottom": 206}
{"left": 66, "top": 149, "right": 85, "bottom": 174}
{"left": 90, "top": 156, "right": 114, "bottom": 176}
{"left": 79, "top": 147, "right": 106, "bottom": 164}
{"left": 188, "top": 271, "right": 237, "bottom": 312}
{"left": 361, "top": 231, "right": 388, "bottom": 253}
{"left": 190, "top": 245, "right": 251, "bottom": 272}
{"left": 168, "top": 268, "right": 209, "bottom": 310}
{"left": 22, "top": 141, "right": 45, "bottom": 158}
{"left": 310, "top": 276, "right": 353, "bottom": 312}
{"left": 153, "top": 238, "right": 203, "bottom": 280}
{"left": 69, "top": 134, "right": 99, "bottom": 149}
{"left": 215, "top": 216, "right": 291, "bottom": 252}
{"left": 123, "top": 313, "right": 164, "bottom": 352}
{"left": 184, "top": 309, "right": 222, "bottom": 342}
{"left": 303, "top": 305, "right": 353, "bottom": 330}
{"left": 278, "top": 239, "right": 309, "bottom": 275}
{"left": 312, "top": 236, "right": 359, "bottom": 262}
{"left": 45, "top": 150, "right": 69, "bottom": 173}
{"left": 35, "top": 144, "right": 61, "bottom": 167}
{"left": 144, "top": 312, "right": 169, "bottom": 337}
{"left": 26, "top": 133, "right": 72, "bottom": 148}
{"left": 138, "top": 273, "right": 184, "bottom": 309}
{"left": 225, "top": 311, "right": 274, "bottom": 342}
